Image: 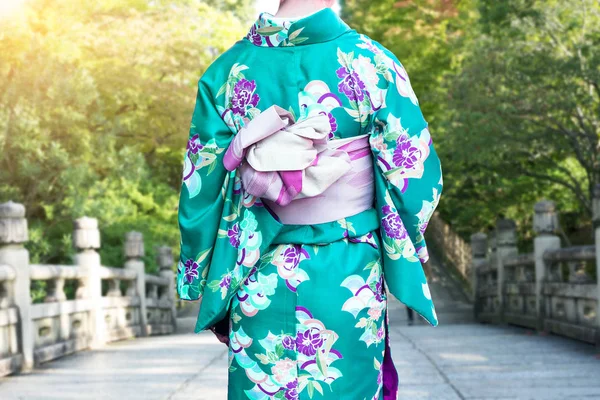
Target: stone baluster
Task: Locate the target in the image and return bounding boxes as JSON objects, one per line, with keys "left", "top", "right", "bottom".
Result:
{"left": 533, "top": 200, "right": 561, "bottom": 331}
{"left": 44, "top": 278, "right": 67, "bottom": 303}
{"left": 0, "top": 279, "right": 12, "bottom": 309}
{"left": 124, "top": 231, "right": 147, "bottom": 337}
{"left": 73, "top": 217, "right": 105, "bottom": 348}
{"left": 0, "top": 201, "right": 33, "bottom": 371}
{"left": 158, "top": 246, "right": 176, "bottom": 329}
{"left": 471, "top": 232, "right": 488, "bottom": 319}
{"left": 495, "top": 219, "right": 518, "bottom": 323}
{"left": 106, "top": 278, "right": 122, "bottom": 297}
{"left": 147, "top": 284, "right": 158, "bottom": 301}
{"left": 593, "top": 184, "right": 600, "bottom": 344}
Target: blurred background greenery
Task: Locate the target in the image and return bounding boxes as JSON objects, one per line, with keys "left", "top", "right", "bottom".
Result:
{"left": 1, "top": 0, "right": 598, "bottom": 278}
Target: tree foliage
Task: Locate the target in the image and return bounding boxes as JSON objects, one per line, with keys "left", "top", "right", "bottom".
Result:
{"left": 0, "top": 0, "right": 249, "bottom": 267}
{"left": 342, "top": 0, "right": 600, "bottom": 243}
{"left": 447, "top": 0, "right": 600, "bottom": 239}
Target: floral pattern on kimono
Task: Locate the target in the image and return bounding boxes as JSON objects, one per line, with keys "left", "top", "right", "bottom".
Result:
{"left": 336, "top": 49, "right": 388, "bottom": 127}
{"left": 182, "top": 136, "right": 223, "bottom": 199}
{"left": 341, "top": 259, "right": 387, "bottom": 347}
{"left": 297, "top": 81, "right": 343, "bottom": 140}
{"left": 246, "top": 13, "right": 309, "bottom": 47}
{"left": 295, "top": 307, "right": 344, "bottom": 394}
{"left": 177, "top": 7, "right": 444, "bottom": 399}
{"left": 270, "top": 244, "right": 311, "bottom": 292}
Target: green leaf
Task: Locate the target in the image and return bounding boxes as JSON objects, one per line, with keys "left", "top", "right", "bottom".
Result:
{"left": 291, "top": 36, "right": 309, "bottom": 45}
{"left": 316, "top": 350, "right": 328, "bottom": 377}
{"left": 216, "top": 82, "right": 228, "bottom": 98}
{"left": 189, "top": 152, "right": 200, "bottom": 166}
{"left": 307, "top": 382, "right": 314, "bottom": 398}
{"left": 288, "top": 27, "right": 305, "bottom": 40}
{"left": 256, "top": 353, "right": 270, "bottom": 365}
{"left": 196, "top": 248, "right": 211, "bottom": 264}
{"left": 257, "top": 26, "right": 283, "bottom": 35}
{"left": 223, "top": 214, "right": 237, "bottom": 222}
{"left": 313, "top": 381, "right": 324, "bottom": 395}
{"left": 274, "top": 391, "right": 286, "bottom": 400}
{"left": 208, "top": 280, "right": 221, "bottom": 291}
{"left": 288, "top": 106, "right": 297, "bottom": 120}
{"left": 275, "top": 343, "right": 285, "bottom": 358}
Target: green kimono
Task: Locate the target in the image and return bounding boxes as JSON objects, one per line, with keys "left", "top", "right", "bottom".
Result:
{"left": 177, "top": 8, "right": 443, "bottom": 400}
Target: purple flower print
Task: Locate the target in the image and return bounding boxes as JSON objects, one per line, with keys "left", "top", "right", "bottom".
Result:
{"left": 364, "top": 40, "right": 383, "bottom": 56}
{"left": 231, "top": 79, "right": 260, "bottom": 116}
{"left": 381, "top": 205, "right": 407, "bottom": 240}
{"left": 219, "top": 275, "right": 231, "bottom": 289}
{"left": 393, "top": 136, "right": 421, "bottom": 169}
{"left": 419, "top": 221, "right": 428, "bottom": 234}
{"left": 375, "top": 275, "right": 384, "bottom": 302}
{"left": 278, "top": 244, "right": 310, "bottom": 276}
{"left": 319, "top": 111, "right": 338, "bottom": 140}
{"left": 283, "top": 245, "right": 302, "bottom": 267}
{"left": 183, "top": 259, "right": 199, "bottom": 284}
{"left": 328, "top": 112, "right": 338, "bottom": 139}
{"left": 336, "top": 66, "right": 367, "bottom": 102}
{"left": 282, "top": 335, "right": 295, "bottom": 350}
{"left": 296, "top": 328, "right": 323, "bottom": 357}
{"left": 377, "top": 325, "right": 385, "bottom": 340}
{"left": 246, "top": 25, "right": 262, "bottom": 46}
{"left": 228, "top": 223, "right": 241, "bottom": 248}
{"left": 243, "top": 266, "right": 257, "bottom": 286}
{"left": 285, "top": 381, "right": 298, "bottom": 400}
{"left": 186, "top": 134, "right": 203, "bottom": 155}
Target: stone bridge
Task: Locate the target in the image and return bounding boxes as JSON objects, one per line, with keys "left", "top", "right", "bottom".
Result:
{"left": 0, "top": 200, "right": 600, "bottom": 399}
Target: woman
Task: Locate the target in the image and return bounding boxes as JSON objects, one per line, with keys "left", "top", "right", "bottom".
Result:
{"left": 177, "top": 1, "right": 443, "bottom": 399}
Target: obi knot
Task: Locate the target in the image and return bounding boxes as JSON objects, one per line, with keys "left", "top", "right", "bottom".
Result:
{"left": 223, "top": 105, "right": 354, "bottom": 207}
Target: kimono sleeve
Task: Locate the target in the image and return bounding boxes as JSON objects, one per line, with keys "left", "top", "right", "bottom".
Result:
{"left": 371, "top": 52, "right": 443, "bottom": 326}
{"left": 177, "top": 78, "right": 232, "bottom": 301}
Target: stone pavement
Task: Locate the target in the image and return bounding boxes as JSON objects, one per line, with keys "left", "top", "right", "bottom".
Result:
{"left": 1, "top": 254, "right": 600, "bottom": 400}
{"left": 1, "top": 304, "right": 599, "bottom": 400}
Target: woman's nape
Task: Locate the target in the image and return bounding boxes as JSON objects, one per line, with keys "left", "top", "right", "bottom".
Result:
{"left": 276, "top": 0, "right": 335, "bottom": 19}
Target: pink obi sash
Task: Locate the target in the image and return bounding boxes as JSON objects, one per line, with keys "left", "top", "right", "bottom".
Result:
{"left": 224, "top": 105, "right": 374, "bottom": 225}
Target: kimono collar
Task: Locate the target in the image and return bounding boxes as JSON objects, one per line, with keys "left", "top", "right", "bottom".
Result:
{"left": 246, "top": 8, "right": 351, "bottom": 47}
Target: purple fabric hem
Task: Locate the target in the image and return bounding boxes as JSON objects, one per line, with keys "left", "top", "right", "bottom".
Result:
{"left": 382, "top": 308, "right": 399, "bottom": 400}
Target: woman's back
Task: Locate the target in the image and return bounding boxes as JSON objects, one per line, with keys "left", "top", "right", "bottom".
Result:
{"left": 202, "top": 9, "right": 424, "bottom": 142}
{"left": 177, "top": 7, "right": 443, "bottom": 400}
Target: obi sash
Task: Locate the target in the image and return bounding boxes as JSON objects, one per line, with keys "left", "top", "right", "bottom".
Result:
{"left": 223, "top": 105, "right": 374, "bottom": 225}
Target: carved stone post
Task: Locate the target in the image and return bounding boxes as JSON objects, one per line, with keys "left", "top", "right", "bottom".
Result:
{"left": 73, "top": 217, "right": 105, "bottom": 348}
{"left": 158, "top": 246, "right": 176, "bottom": 329}
{"left": 471, "top": 232, "right": 487, "bottom": 319}
{"left": 0, "top": 201, "right": 33, "bottom": 372}
{"left": 593, "top": 185, "right": 600, "bottom": 344}
{"left": 533, "top": 200, "right": 561, "bottom": 332}
{"left": 124, "top": 231, "right": 147, "bottom": 337}
{"left": 496, "top": 219, "right": 518, "bottom": 323}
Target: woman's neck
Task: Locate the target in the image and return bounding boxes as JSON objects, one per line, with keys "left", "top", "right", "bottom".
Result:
{"left": 275, "top": 1, "right": 327, "bottom": 19}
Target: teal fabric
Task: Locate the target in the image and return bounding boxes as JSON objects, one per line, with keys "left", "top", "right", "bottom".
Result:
{"left": 228, "top": 230, "right": 387, "bottom": 399}
{"left": 176, "top": 8, "right": 443, "bottom": 399}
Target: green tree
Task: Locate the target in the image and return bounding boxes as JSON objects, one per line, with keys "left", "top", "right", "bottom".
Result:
{"left": 342, "top": 0, "right": 599, "bottom": 244}
{"left": 447, "top": 0, "right": 600, "bottom": 225}
{"left": 341, "top": 0, "right": 476, "bottom": 128}
{"left": 0, "top": 0, "right": 249, "bottom": 267}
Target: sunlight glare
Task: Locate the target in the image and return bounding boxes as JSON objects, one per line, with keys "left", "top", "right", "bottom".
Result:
{"left": 0, "top": 0, "right": 27, "bottom": 17}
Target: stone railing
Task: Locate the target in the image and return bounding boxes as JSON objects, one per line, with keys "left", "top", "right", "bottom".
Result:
{"left": 472, "top": 199, "right": 600, "bottom": 344}
{"left": 0, "top": 201, "right": 177, "bottom": 377}
{"left": 427, "top": 212, "right": 472, "bottom": 284}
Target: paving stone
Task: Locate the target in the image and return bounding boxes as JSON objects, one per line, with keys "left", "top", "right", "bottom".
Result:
{"left": 1, "top": 255, "right": 599, "bottom": 400}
